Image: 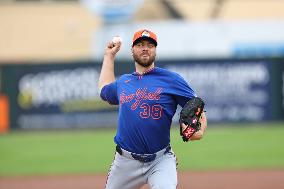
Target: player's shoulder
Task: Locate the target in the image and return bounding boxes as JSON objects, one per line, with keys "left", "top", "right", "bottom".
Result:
{"left": 155, "top": 67, "right": 184, "bottom": 80}
{"left": 120, "top": 73, "right": 132, "bottom": 79}
{"left": 116, "top": 73, "right": 132, "bottom": 83}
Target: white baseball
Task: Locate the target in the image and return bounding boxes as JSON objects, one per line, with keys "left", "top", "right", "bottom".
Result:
{"left": 112, "top": 36, "right": 122, "bottom": 44}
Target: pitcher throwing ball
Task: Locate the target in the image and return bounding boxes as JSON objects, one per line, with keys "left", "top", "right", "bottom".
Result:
{"left": 99, "top": 29, "right": 207, "bottom": 189}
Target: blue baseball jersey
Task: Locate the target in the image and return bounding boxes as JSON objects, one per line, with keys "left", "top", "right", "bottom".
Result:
{"left": 100, "top": 67, "right": 196, "bottom": 154}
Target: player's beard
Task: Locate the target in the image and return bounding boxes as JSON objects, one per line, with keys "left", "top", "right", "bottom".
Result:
{"left": 133, "top": 52, "right": 156, "bottom": 68}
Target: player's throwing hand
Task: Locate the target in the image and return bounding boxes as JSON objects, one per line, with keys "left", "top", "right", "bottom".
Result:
{"left": 105, "top": 36, "right": 122, "bottom": 57}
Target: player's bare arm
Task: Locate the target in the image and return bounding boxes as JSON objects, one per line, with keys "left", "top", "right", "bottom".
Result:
{"left": 98, "top": 38, "right": 122, "bottom": 91}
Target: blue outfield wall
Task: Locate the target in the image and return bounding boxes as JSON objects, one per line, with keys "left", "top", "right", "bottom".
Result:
{"left": 0, "top": 58, "right": 283, "bottom": 130}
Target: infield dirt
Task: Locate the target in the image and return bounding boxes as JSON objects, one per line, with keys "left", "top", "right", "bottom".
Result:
{"left": 0, "top": 170, "right": 283, "bottom": 189}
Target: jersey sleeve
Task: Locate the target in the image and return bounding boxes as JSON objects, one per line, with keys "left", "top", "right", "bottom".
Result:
{"left": 100, "top": 81, "right": 119, "bottom": 105}
{"left": 170, "top": 74, "right": 197, "bottom": 107}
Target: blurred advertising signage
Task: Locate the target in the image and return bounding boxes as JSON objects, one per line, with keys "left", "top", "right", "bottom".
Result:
{"left": 283, "top": 71, "right": 284, "bottom": 110}
{"left": 165, "top": 61, "right": 270, "bottom": 122}
{"left": 0, "top": 68, "right": 1, "bottom": 91}
{"left": 12, "top": 64, "right": 117, "bottom": 129}
{"left": 18, "top": 68, "right": 100, "bottom": 110}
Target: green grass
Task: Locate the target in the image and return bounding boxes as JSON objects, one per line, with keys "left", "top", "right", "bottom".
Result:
{"left": 171, "top": 123, "right": 284, "bottom": 171}
{"left": 0, "top": 129, "right": 116, "bottom": 176}
{"left": 0, "top": 122, "right": 284, "bottom": 176}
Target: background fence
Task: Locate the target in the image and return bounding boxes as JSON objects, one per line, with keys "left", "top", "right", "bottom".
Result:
{"left": 0, "top": 57, "right": 283, "bottom": 131}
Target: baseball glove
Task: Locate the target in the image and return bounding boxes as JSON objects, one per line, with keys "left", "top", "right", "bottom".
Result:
{"left": 179, "top": 97, "right": 205, "bottom": 142}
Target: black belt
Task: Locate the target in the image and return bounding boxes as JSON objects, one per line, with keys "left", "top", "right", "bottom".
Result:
{"left": 116, "top": 145, "right": 171, "bottom": 163}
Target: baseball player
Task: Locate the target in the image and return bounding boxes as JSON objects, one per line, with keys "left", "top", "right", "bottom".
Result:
{"left": 99, "top": 29, "right": 207, "bottom": 189}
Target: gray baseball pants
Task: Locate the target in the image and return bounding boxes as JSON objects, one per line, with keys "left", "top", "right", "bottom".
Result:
{"left": 105, "top": 146, "right": 178, "bottom": 189}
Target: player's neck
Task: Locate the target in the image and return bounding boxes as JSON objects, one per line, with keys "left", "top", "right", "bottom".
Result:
{"left": 135, "top": 63, "right": 155, "bottom": 75}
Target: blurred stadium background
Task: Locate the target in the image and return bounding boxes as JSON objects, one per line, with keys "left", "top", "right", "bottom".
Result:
{"left": 0, "top": 0, "right": 284, "bottom": 189}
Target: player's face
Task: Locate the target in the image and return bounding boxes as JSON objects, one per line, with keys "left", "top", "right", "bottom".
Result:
{"left": 132, "top": 40, "right": 156, "bottom": 68}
